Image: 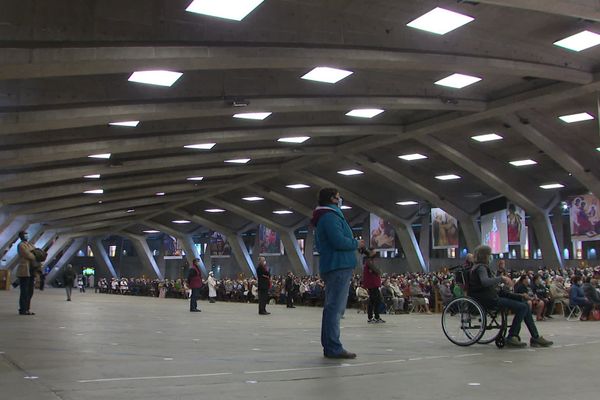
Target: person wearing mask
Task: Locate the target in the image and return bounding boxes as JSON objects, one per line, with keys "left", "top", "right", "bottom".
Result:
{"left": 362, "top": 248, "right": 385, "bottom": 323}
{"left": 63, "top": 264, "right": 76, "bottom": 301}
{"left": 16, "top": 231, "right": 37, "bottom": 315}
{"left": 570, "top": 275, "right": 592, "bottom": 321}
{"left": 582, "top": 276, "right": 600, "bottom": 306}
{"left": 207, "top": 272, "right": 217, "bottom": 303}
{"left": 285, "top": 271, "right": 296, "bottom": 308}
{"left": 257, "top": 256, "right": 271, "bottom": 315}
{"left": 187, "top": 258, "right": 203, "bottom": 312}
{"left": 311, "top": 187, "right": 365, "bottom": 359}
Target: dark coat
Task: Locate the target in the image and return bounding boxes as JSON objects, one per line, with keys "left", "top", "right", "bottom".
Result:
{"left": 257, "top": 265, "right": 271, "bottom": 291}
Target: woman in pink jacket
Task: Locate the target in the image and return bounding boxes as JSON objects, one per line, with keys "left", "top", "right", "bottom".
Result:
{"left": 362, "top": 249, "right": 385, "bottom": 324}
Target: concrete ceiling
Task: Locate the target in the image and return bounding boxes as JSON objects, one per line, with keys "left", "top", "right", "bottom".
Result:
{"left": 1, "top": 0, "right": 599, "bottom": 238}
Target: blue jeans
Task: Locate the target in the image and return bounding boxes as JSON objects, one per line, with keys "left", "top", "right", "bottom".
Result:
{"left": 321, "top": 268, "right": 353, "bottom": 356}
{"left": 496, "top": 297, "right": 539, "bottom": 339}
{"left": 190, "top": 288, "right": 200, "bottom": 311}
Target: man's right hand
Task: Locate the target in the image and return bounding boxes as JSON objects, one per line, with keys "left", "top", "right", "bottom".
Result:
{"left": 358, "top": 239, "right": 366, "bottom": 249}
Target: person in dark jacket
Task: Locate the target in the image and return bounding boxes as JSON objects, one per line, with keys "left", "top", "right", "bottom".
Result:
{"left": 285, "top": 272, "right": 296, "bottom": 308}
{"left": 570, "top": 275, "right": 592, "bottom": 320}
{"left": 257, "top": 256, "right": 271, "bottom": 315}
{"left": 468, "top": 245, "right": 553, "bottom": 348}
{"left": 582, "top": 277, "right": 600, "bottom": 305}
{"left": 187, "top": 258, "right": 203, "bottom": 312}
{"left": 362, "top": 249, "right": 384, "bottom": 323}
{"left": 63, "top": 264, "right": 76, "bottom": 301}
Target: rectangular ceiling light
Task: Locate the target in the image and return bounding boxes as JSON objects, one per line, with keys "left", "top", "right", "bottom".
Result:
{"left": 126, "top": 209, "right": 135, "bottom": 213}
{"left": 243, "top": 196, "right": 264, "bottom": 201}
{"left": 88, "top": 153, "right": 111, "bottom": 159}
{"left": 540, "top": 183, "right": 564, "bottom": 189}
{"left": 225, "top": 158, "right": 251, "bottom": 164}
{"left": 340, "top": 205, "right": 352, "bottom": 210}
{"left": 83, "top": 174, "right": 101, "bottom": 179}
{"left": 407, "top": 7, "right": 474, "bottom": 35}
{"left": 554, "top": 30, "right": 600, "bottom": 52}
{"left": 128, "top": 70, "right": 183, "bottom": 87}
{"left": 471, "top": 133, "right": 503, "bottom": 142}
{"left": 187, "top": 176, "right": 204, "bottom": 181}
{"left": 397, "top": 201, "right": 418, "bottom": 206}
{"left": 435, "top": 174, "right": 461, "bottom": 181}
{"left": 184, "top": 143, "right": 216, "bottom": 150}
{"left": 286, "top": 184, "right": 310, "bottom": 189}
{"left": 108, "top": 121, "right": 139, "bottom": 127}
{"left": 172, "top": 220, "right": 191, "bottom": 224}
{"left": 301, "top": 67, "right": 354, "bottom": 84}
{"left": 84, "top": 189, "right": 104, "bottom": 194}
{"left": 205, "top": 208, "right": 226, "bottom": 213}
{"left": 558, "top": 112, "right": 594, "bottom": 123}
{"left": 399, "top": 153, "right": 427, "bottom": 161}
{"left": 277, "top": 136, "right": 310, "bottom": 143}
{"left": 156, "top": 192, "right": 166, "bottom": 196}
{"left": 345, "top": 109, "right": 384, "bottom": 118}
{"left": 143, "top": 230, "right": 161, "bottom": 234}
{"left": 233, "top": 112, "right": 272, "bottom": 120}
{"left": 337, "top": 169, "right": 364, "bottom": 176}
{"left": 509, "top": 159, "right": 537, "bottom": 167}
{"left": 273, "top": 210, "right": 293, "bottom": 215}
{"left": 186, "top": 0, "right": 264, "bottom": 21}
{"left": 435, "top": 73, "right": 481, "bottom": 89}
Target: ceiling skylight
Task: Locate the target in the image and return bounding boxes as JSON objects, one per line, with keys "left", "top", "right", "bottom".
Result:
{"left": 84, "top": 174, "right": 101, "bottom": 179}
{"left": 172, "top": 220, "right": 191, "bottom": 224}
{"left": 128, "top": 70, "right": 183, "bottom": 87}
{"left": 242, "top": 196, "right": 264, "bottom": 201}
{"left": 88, "top": 153, "right": 111, "bottom": 159}
{"left": 471, "top": 133, "right": 503, "bottom": 142}
{"left": 84, "top": 189, "right": 104, "bottom": 194}
{"left": 509, "top": 159, "right": 537, "bottom": 167}
{"left": 278, "top": 136, "right": 310, "bottom": 144}
{"left": 185, "top": 0, "right": 264, "bottom": 21}
{"left": 435, "top": 73, "right": 481, "bottom": 89}
{"left": 540, "top": 183, "right": 564, "bottom": 190}
{"left": 397, "top": 201, "right": 418, "bottom": 206}
{"left": 345, "top": 109, "right": 384, "bottom": 118}
{"left": 273, "top": 210, "right": 293, "bottom": 215}
{"left": 225, "top": 158, "right": 251, "bottom": 164}
{"left": 109, "top": 121, "right": 139, "bottom": 127}
{"left": 337, "top": 169, "right": 364, "bottom": 176}
{"left": 435, "top": 174, "right": 461, "bottom": 181}
{"left": 301, "top": 67, "right": 354, "bottom": 84}
{"left": 407, "top": 7, "right": 474, "bottom": 35}
{"left": 205, "top": 209, "right": 226, "bottom": 213}
{"left": 558, "top": 112, "right": 594, "bottom": 123}
{"left": 184, "top": 143, "right": 216, "bottom": 150}
{"left": 398, "top": 153, "right": 427, "bottom": 161}
{"left": 286, "top": 184, "right": 310, "bottom": 189}
{"left": 554, "top": 30, "right": 600, "bottom": 52}
{"left": 233, "top": 112, "right": 272, "bottom": 120}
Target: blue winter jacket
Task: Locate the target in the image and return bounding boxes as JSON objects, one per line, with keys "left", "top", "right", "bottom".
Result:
{"left": 313, "top": 205, "right": 358, "bottom": 274}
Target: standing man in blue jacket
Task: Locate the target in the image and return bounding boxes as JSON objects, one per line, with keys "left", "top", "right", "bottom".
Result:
{"left": 311, "top": 188, "right": 365, "bottom": 359}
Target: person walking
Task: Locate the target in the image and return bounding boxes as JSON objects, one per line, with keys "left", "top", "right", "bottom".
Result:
{"left": 362, "top": 249, "right": 385, "bottom": 324}
{"left": 285, "top": 271, "right": 296, "bottom": 308}
{"left": 63, "top": 264, "right": 76, "bottom": 301}
{"left": 257, "top": 257, "right": 271, "bottom": 315}
{"left": 16, "top": 231, "right": 38, "bottom": 315}
{"left": 187, "top": 258, "right": 203, "bottom": 312}
{"left": 207, "top": 271, "right": 217, "bottom": 303}
{"left": 311, "top": 188, "right": 365, "bottom": 359}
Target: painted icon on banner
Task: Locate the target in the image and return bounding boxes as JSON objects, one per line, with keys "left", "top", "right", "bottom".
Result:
{"left": 431, "top": 208, "right": 459, "bottom": 249}
{"left": 568, "top": 194, "right": 600, "bottom": 241}
{"left": 507, "top": 203, "right": 526, "bottom": 245}
{"left": 369, "top": 214, "right": 396, "bottom": 250}
{"left": 259, "top": 225, "right": 283, "bottom": 255}
{"left": 209, "top": 231, "right": 231, "bottom": 257}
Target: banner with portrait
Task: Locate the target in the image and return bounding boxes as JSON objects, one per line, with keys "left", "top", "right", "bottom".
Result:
{"left": 507, "top": 202, "right": 526, "bottom": 245}
{"left": 369, "top": 214, "right": 396, "bottom": 250}
{"left": 258, "top": 225, "right": 283, "bottom": 255}
{"left": 431, "top": 208, "right": 459, "bottom": 249}
{"left": 569, "top": 194, "right": 600, "bottom": 242}
{"left": 209, "top": 231, "right": 231, "bottom": 258}
{"left": 163, "top": 235, "right": 183, "bottom": 259}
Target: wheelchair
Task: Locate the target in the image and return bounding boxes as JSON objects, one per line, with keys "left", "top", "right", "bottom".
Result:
{"left": 441, "top": 296, "right": 514, "bottom": 348}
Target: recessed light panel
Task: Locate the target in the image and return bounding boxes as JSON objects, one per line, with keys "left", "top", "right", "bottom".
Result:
{"left": 345, "top": 109, "right": 384, "bottom": 118}
{"left": 540, "top": 183, "right": 564, "bottom": 190}
{"left": 471, "top": 133, "right": 503, "bottom": 142}
{"left": 108, "top": 121, "right": 139, "bottom": 127}
{"left": 509, "top": 159, "right": 537, "bottom": 167}
{"left": 172, "top": 220, "right": 191, "bottom": 224}
{"left": 205, "top": 209, "right": 226, "bottom": 213}
{"left": 84, "top": 189, "right": 104, "bottom": 194}
{"left": 398, "top": 153, "right": 427, "bottom": 161}
{"left": 435, "top": 174, "right": 461, "bottom": 181}
{"left": 554, "top": 30, "right": 600, "bottom": 52}
{"left": 301, "top": 67, "right": 354, "bottom": 84}
{"left": 185, "top": 0, "right": 264, "bottom": 21}
{"left": 340, "top": 205, "right": 352, "bottom": 210}
{"left": 184, "top": 143, "right": 216, "bottom": 150}
{"left": 435, "top": 73, "right": 481, "bottom": 89}
{"left": 337, "top": 169, "right": 364, "bottom": 176}
{"left": 286, "top": 184, "right": 310, "bottom": 189}
{"left": 397, "top": 201, "right": 418, "bottom": 206}
{"left": 128, "top": 70, "right": 183, "bottom": 87}
{"left": 225, "top": 158, "right": 251, "bottom": 164}
{"left": 88, "top": 153, "right": 111, "bottom": 159}
{"left": 126, "top": 209, "right": 135, "bottom": 213}
{"left": 143, "top": 230, "right": 161, "bottom": 234}
{"left": 277, "top": 136, "right": 310, "bottom": 143}
{"left": 558, "top": 112, "right": 594, "bottom": 123}
{"left": 242, "top": 196, "right": 264, "bottom": 201}
{"left": 233, "top": 112, "right": 272, "bottom": 120}
{"left": 84, "top": 174, "right": 101, "bottom": 179}
{"left": 187, "top": 176, "right": 204, "bottom": 181}
{"left": 407, "top": 7, "right": 474, "bottom": 35}
{"left": 156, "top": 192, "right": 166, "bottom": 196}
{"left": 273, "top": 210, "right": 293, "bottom": 215}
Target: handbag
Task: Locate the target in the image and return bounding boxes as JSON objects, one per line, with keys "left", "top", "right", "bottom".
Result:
{"left": 591, "top": 309, "right": 600, "bottom": 321}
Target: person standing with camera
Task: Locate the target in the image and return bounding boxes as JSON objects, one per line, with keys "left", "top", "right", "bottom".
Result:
{"left": 16, "top": 231, "right": 38, "bottom": 315}
{"left": 362, "top": 248, "right": 385, "bottom": 324}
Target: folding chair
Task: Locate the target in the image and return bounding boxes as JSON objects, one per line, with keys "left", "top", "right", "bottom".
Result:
{"left": 566, "top": 304, "right": 582, "bottom": 321}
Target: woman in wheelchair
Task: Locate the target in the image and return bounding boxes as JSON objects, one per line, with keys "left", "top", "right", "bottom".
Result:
{"left": 468, "top": 245, "right": 553, "bottom": 348}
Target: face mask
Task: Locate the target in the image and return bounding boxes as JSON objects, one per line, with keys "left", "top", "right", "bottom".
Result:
{"left": 23, "top": 235, "right": 29, "bottom": 241}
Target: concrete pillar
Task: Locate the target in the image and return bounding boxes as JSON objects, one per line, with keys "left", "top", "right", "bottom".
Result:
{"left": 127, "top": 235, "right": 163, "bottom": 279}
{"left": 1, "top": 224, "right": 42, "bottom": 269}
{"left": 46, "top": 238, "right": 86, "bottom": 283}
{"left": 551, "top": 205, "right": 565, "bottom": 260}
{"left": 529, "top": 212, "right": 563, "bottom": 269}
{"left": 90, "top": 237, "right": 118, "bottom": 278}
{"left": 304, "top": 228, "right": 315, "bottom": 274}
{"left": 394, "top": 223, "right": 427, "bottom": 273}
{"left": 0, "top": 216, "right": 28, "bottom": 256}
{"left": 419, "top": 214, "right": 431, "bottom": 268}
{"left": 461, "top": 215, "right": 481, "bottom": 252}
{"left": 280, "top": 230, "right": 311, "bottom": 275}
{"left": 230, "top": 234, "right": 256, "bottom": 278}
{"left": 42, "top": 236, "right": 75, "bottom": 282}
{"left": 202, "top": 239, "right": 212, "bottom": 272}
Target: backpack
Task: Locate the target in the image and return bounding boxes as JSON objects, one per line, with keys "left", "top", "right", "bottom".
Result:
{"left": 451, "top": 265, "right": 472, "bottom": 293}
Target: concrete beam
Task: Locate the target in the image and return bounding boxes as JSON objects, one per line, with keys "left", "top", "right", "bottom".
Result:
{"left": 40, "top": 235, "right": 73, "bottom": 271}
{"left": 46, "top": 238, "right": 86, "bottom": 284}
{"left": 90, "top": 237, "right": 118, "bottom": 279}
{"left": 475, "top": 0, "right": 600, "bottom": 22}
{"left": 0, "top": 216, "right": 28, "bottom": 256}
{"left": 125, "top": 234, "right": 163, "bottom": 279}
{"left": 43, "top": 208, "right": 162, "bottom": 228}
{"left": 1, "top": 224, "right": 42, "bottom": 270}
{"left": 249, "top": 185, "right": 314, "bottom": 217}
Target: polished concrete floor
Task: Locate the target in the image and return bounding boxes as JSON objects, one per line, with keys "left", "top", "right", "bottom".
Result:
{"left": 0, "top": 288, "right": 597, "bottom": 400}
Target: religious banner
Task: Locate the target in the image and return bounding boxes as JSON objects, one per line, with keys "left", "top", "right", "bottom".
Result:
{"left": 569, "top": 194, "right": 600, "bottom": 241}
{"left": 431, "top": 208, "right": 459, "bottom": 249}
{"left": 258, "top": 225, "right": 283, "bottom": 255}
{"left": 369, "top": 214, "right": 396, "bottom": 250}
{"left": 209, "top": 231, "right": 231, "bottom": 258}
{"left": 507, "top": 202, "right": 526, "bottom": 245}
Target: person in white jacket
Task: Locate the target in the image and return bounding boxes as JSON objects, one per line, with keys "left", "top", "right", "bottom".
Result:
{"left": 207, "top": 272, "right": 217, "bottom": 303}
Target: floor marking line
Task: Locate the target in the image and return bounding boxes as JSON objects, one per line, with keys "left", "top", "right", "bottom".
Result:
{"left": 244, "top": 365, "right": 341, "bottom": 374}
{"left": 453, "top": 353, "right": 482, "bottom": 358}
{"left": 78, "top": 372, "right": 232, "bottom": 383}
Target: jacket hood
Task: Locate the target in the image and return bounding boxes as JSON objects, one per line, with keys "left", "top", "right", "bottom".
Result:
{"left": 310, "top": 205, "right": 341, "bottom": 227}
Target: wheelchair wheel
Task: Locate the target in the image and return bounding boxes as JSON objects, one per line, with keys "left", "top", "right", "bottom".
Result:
{"left": 442, "top": 297, "right": 486, "bottom": 346}
{"left": 495, "top": 336, "right": 505, "bottom": 348}
{"left": 477, "top": 309, "right": 507, "bottom": 344}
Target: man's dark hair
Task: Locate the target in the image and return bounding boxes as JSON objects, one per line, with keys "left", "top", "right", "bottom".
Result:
{"left": 18, "top": 231, "right": 27, "bottom": 241}
{"left": 318, "top": 187, "right": 338, "bottom": 206}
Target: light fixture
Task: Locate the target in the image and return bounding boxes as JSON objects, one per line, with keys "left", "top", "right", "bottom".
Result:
{"left": 126, "top": 209, "right": 135, "bottom": 213}
{"left": 553, "top": 30, "right": 600, "bottom": 52}
{"left": 345, "top": 109, "right": 384, "bottom": 118}
{"left": 471, "top": 133, "right": 503, "bottom": 142}
{"left": 205, "top": 209, "right": 226, "bottom": 213}
{"left": 156, "top": 192, "right": 166, "bottom": 196}
{"left": 242, "top": 196, "right": 264, "bottom": 201}
{"left": 185, "top": 0, "right": 264, "bottom": 21}
{"left": 84, "top": 189, "right": 104, "bottom": 194}
{"left": 435, "top": 174, "right": 461, "bottom": 181}
{"left": 233, "top": 112, "right": 272, "bottom": 120}
{"left": 435, "top": 73, "right": 481, "bottom": 89}
{"left": 172, "top": 220, "right": 191, "bottom": 224}
{"left": 509, "top": 159, "right": 537, "bottom": 167}
{"left": 340, "top": 205, "right": 352, "bottom": 210}
{"left": 273, "top": 210, "right": 293, "bottom": 215}
{"left": 398, "top": 153, "right": 427, "bottom": 161}
{"left": 301, "top": 67, "right": 353, "bottom": 84}
{"left": 397, "top": 201, "right": 418, "bottom": 206}
{"left": 184, "top": 143, "right": 216, "bottom": 150}
{"left": 540, "top": 183, "right": 564, "bottom": 190}
{"left": 407, "top": 7, "right": 474, "bottom": 35}
{"left": 88, "top": 153, "right": 111, "bottom": 159}
{"left": 84, "top": 174, "right": 101, "bottom": 179}
{"left": 558, "top": 112, "right": 594, "bottom": 123}
{"left": 128, "top": 70, "right": 183, "bottom": 87}
{"left": 187, "top": 176, "right": 204, "bottom": 181}
{"left": 277, "top": 136, "right": 310, "bottom": 144}
{"left": 286, "top": 184, "right": 310, "bottom": 189}
{"left": 108, "top": 121, "right": 139, "bottom": 127}
{"left": 337, "top": 169, "right": 364, "bottom": 176}
{"left": 597, "top": 147, "right": 600, "bottom": 152}
{"left": 225, "top": 158, "right": 251, "bottom": 164}
{"left": 143, "top": 230, "right": 160, "bottom": 234}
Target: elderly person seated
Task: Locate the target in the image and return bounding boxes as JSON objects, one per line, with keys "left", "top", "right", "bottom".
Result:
{"left": 570, "top": 275, "right": 593, "bottom": 321}
{"left": 409, "top": 280, "right": 432, "bottom": 314}
{"left": 381, "top": 278, "right": 405, "bottom": 314}
{"left": 549, "top": 276, "right": 569, "bottom": 316}
{"left": 438, "top": 280, "right": 454, "bottom": 307}
{"left": 582, "top": 276, "right": 600, "bottom": 306}
{"left": 355, "top": 284, "right": 369, "bottom": 313}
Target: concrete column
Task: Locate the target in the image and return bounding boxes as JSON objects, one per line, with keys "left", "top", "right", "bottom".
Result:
{"left": 46, "top": 238, "right": 86, "bottom": 283}
{"left": 230, "top": 234, "right": 256, "bottom": 278}
{"left": 90, "top": 237, "right": 118, "bottom": 278}
{"left": 419, "top": 214, "right": 431, "bottom": 268}
{"left": 0, "top": 216, "right": 28, "bottom": 256}
{"left": 551, "top": 205, "right": 565, "bottom": 260}
{"left": 461, "top": 215, "right": 481, "bottom": 252}
{"left": 280, "top": 230, "right": 311, "bottom": 275}
{"left": 1, "top": 224, "right": 42, "bottom": 270}
{"left": 127, "top": 235, "right": 163, "bottom": 279}
{"left": 394, "top": 222, "right": 427, "bottom": 273}
{"left": 529, "top": 212, "right": 563, "bottom": 269}
{"left": 202, "top": 239, "right": 212, "bottom": 272}
{"left": 304, "top": 228, "right": 315, "bottom": 274}
{"left": 42, "top": 236, "right": 75, "bottom": 282}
